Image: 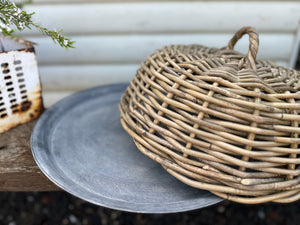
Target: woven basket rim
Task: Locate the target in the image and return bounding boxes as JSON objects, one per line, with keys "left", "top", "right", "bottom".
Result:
{"left": 119, "top": 26, "right": 300, "bottom": 204}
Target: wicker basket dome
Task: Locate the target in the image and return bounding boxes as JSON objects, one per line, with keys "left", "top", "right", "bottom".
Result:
{"left": 119, "top": 26, "right": 300, "bottom": 204}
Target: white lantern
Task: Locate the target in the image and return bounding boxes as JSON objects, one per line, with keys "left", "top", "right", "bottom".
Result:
{"left": 0, "top": 36, "right": 43, "bottom": 133}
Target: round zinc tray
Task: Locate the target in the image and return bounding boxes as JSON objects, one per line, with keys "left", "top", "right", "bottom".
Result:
{"left": 31, "top": 83, "right": 222, "bottom": 213}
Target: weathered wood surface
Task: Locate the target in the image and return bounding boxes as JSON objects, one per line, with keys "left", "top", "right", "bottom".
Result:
{"left": 0, "top": 120, "right": 59, "bottom": 191}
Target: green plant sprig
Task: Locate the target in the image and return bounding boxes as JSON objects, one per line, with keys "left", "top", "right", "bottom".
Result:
{"left": 0, "top": 0, "right": 75, "bottom": 49}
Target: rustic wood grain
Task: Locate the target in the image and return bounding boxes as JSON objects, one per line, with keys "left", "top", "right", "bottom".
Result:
{"left": 0, "top": 120, "right": 60, "bottom": 191}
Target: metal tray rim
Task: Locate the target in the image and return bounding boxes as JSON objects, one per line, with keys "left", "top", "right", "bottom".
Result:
{"left": 31, "top": 83, "right": 222, "bottom": 213}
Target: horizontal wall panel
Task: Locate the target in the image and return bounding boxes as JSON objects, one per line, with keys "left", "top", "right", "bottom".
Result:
{"left": 16, "top": 0, "right": 299, "bottom": 108}
{"left": 42, "top": 91, "right": 73, "bottom": 108}
{"left": 39, "top": 64, "right": 138, "bottom": 91}
{"left": 22, "top": 2, "right": 300, "bottom": 34}
{"left": 17, "top": 0, "right": 300, "bottom": 3}
{"left": 28, "top": 33, "right": 293, "bottom": 65}
{"left": 39, "top": 60, "right": 288, "bottom": 92}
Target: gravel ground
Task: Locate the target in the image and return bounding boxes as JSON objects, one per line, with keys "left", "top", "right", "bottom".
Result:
{"left": 1, "top": 191, "right": 300, "bottom": 225}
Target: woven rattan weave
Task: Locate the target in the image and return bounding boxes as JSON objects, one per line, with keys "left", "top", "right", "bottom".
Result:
{"left": 119, "top": 26, "right": 300, "bottom": 204}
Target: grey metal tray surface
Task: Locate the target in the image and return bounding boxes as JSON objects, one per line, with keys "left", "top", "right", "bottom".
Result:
{"left": 31, "top": 83, "right": 222, "bottom": 213}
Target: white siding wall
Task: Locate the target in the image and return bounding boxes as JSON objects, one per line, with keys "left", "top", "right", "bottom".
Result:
{"left": 17, "top": 1, "right": 300, "bottom": 107}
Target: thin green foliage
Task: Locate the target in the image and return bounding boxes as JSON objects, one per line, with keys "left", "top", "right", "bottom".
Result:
{"left": 0, "top": 0, "right": 75, "bottom": 49}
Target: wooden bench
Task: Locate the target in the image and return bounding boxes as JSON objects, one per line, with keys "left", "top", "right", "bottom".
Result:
{"left": 1, "top": 0, "right": 300, "bottom": 191}
{"left": 0, "top": 120, "right": 59, "bottom": 191}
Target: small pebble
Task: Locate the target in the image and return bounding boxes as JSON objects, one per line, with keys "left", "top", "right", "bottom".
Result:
{"left": 111, "top": 212, "right": 118, "bottom": 220}
{"left": 8, "top": 222, "right": 16, "bottom": 225}
{"left": 42, "top": 195, "right": 53, "bottom": 204}
{"left": 267, "top": 211, "right": 283, "bottom": 222}
{"left": 82, "top": 218, "right": 89, "bottom": 225}
{"left": 62, "top": 218, "right": 69, "bottom": 225}
{"left": 68, "top": 204, "right": 74, "bottom": 210}
{"left": 86, "top": 208, "right": 94, "bottom": 214}
{"left": 258, "top": 210, "right": 265, "bottom": 220}
{"left": 42, "top": 208, "right": 49, "bottom": 215}
{"left": 217, "top": 205, "right": 225, "bottom": 213}
{"left": 26, "top": 196, "right": 34, "bottom": 202}
{"left": 69, "top": 214, "right": 77, "bottom": 223}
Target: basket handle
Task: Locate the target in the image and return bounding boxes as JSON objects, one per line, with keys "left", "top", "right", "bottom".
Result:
{"left": 227, "top": 26, "right": 259, "bottom": 70}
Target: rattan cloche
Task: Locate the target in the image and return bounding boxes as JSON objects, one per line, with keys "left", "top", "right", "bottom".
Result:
{"left": 119, "top": 26, "right": 300, "bottom": 204}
